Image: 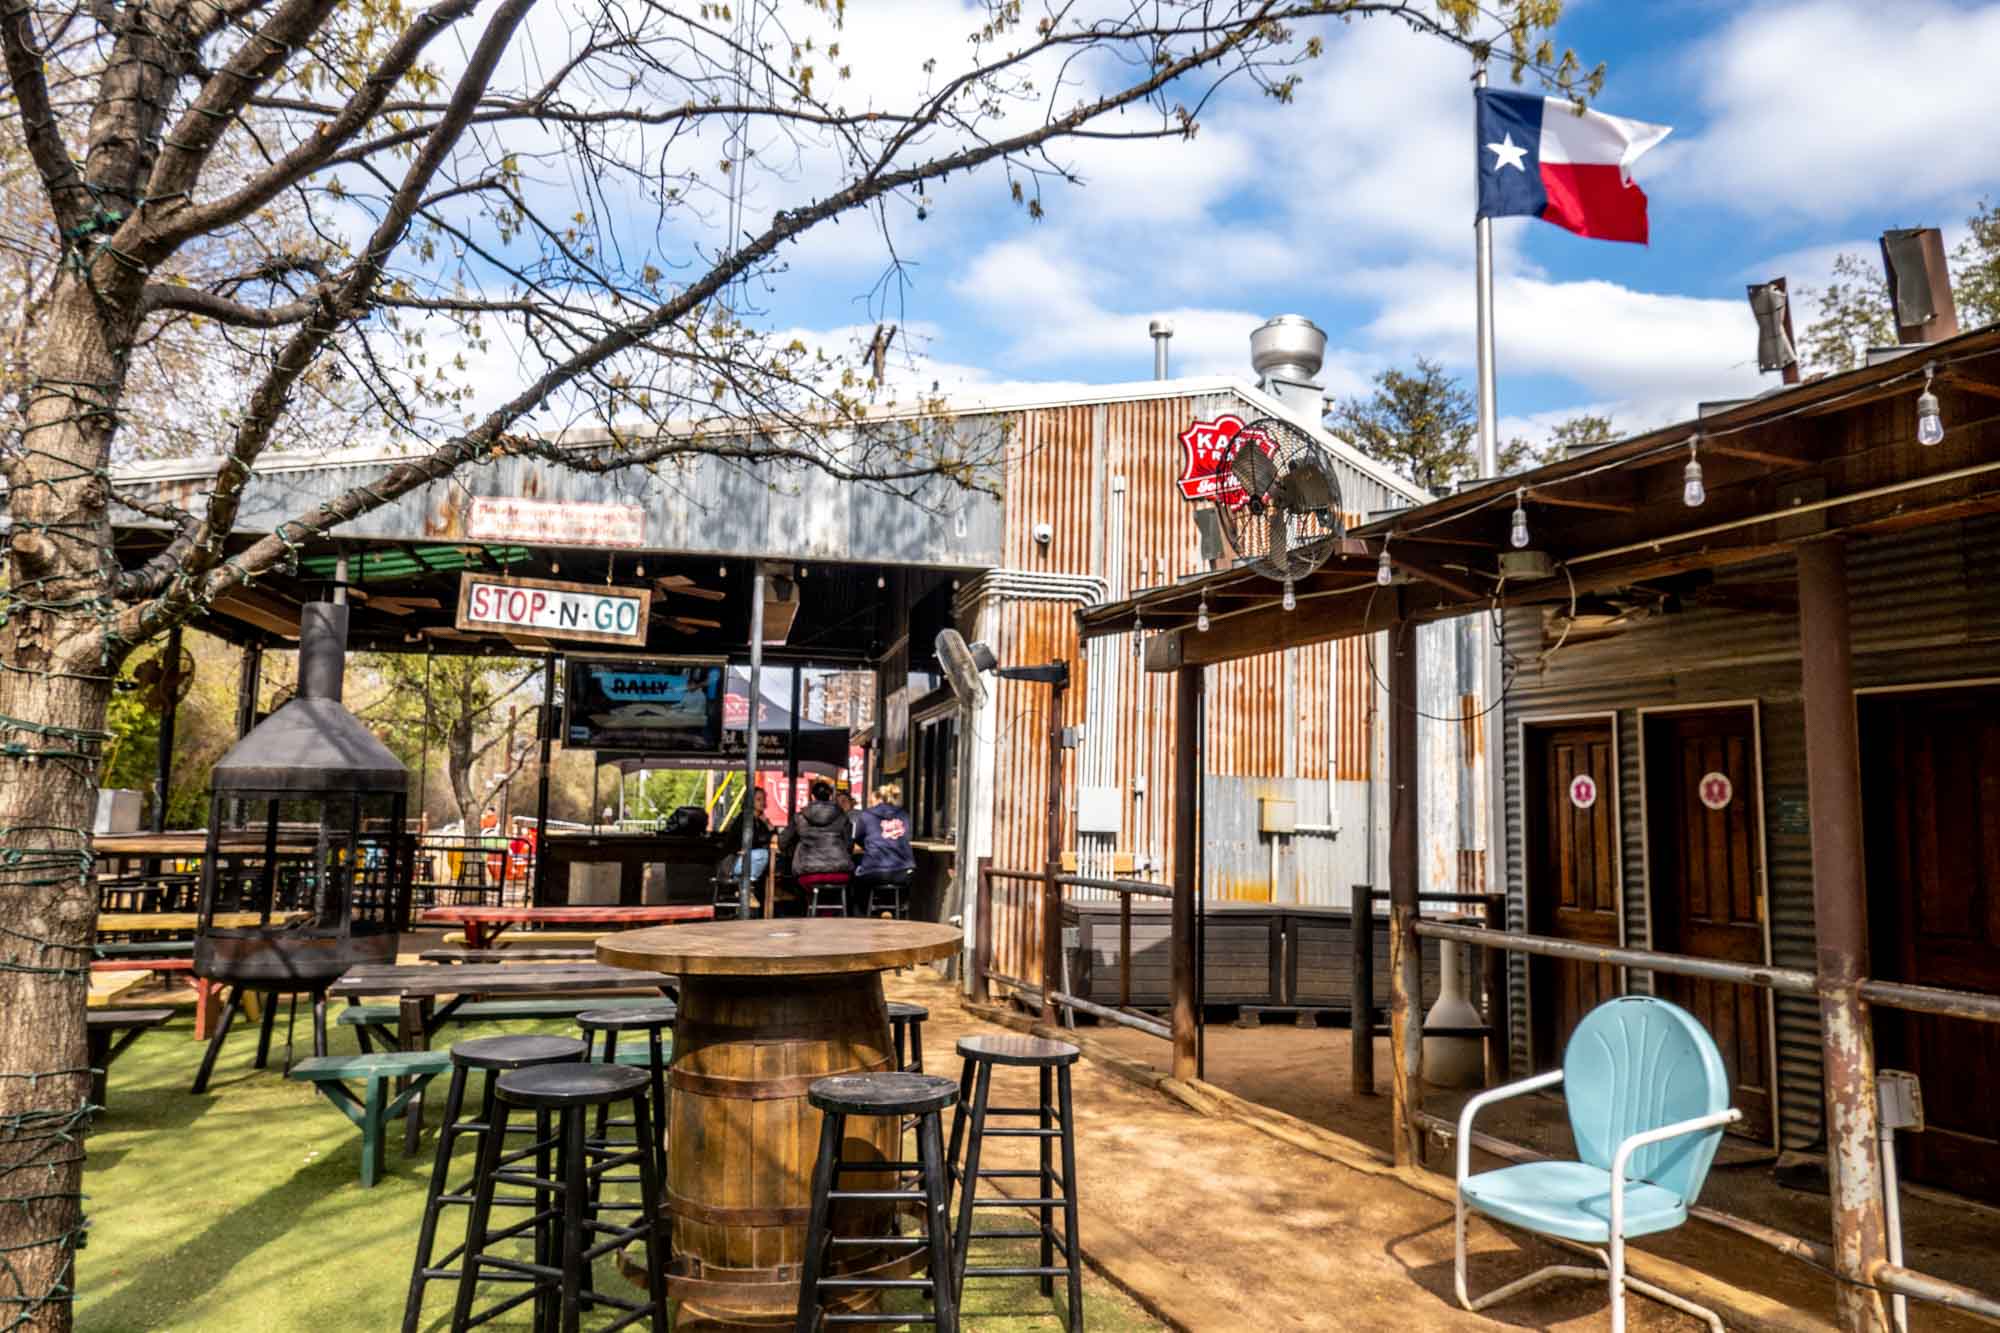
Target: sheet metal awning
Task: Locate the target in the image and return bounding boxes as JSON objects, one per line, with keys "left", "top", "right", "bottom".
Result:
{"left": 1080, "top": 322, "right": 2000, "bottom": 669}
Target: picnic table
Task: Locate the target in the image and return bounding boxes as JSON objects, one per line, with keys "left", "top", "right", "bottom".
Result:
{"left": 416, "top": 902, "right": 714, "bottom": 949}
{"left": 328, "top": 960, "right": 673, "bottom": 1153}
{"left": 597, "top": 918, "right": 961, "bottom": 1325}
{"left": 97, "top": 911, "right": 273, "bottom": 934}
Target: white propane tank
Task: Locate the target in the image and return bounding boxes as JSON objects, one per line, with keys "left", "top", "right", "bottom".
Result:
{"left": 1422, "top": 936, "right": 1485, "bottom": 1089}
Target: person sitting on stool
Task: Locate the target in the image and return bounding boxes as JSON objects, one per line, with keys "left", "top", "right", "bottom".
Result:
{"left": 849, "top": 780, "right": 914, "bottom": 919}
{"left": 780, "top": 780, "right": 854, "bottom": 914}
{"left": 719, "top": 787, "right": 775, "bottom": 910}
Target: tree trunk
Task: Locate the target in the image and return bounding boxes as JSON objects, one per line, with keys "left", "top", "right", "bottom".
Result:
{"left": 1, "top": 271, "right": 130, "bottom": 1330}
{"left": 448, "top": 714, "right": 479, "bottom": 831}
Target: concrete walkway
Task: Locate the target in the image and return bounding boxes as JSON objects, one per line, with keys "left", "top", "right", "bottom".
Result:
{"left": 887, "top": 973, "right": 1746, "bottom": 1333}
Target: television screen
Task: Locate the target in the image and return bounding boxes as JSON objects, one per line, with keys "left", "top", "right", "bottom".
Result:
{"left": 565, "top": 658, "right": 725, "bottom": 753}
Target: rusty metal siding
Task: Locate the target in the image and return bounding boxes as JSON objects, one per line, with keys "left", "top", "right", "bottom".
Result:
{"left": 1500, "top": 515, "right": 2000, "bottom": 1150}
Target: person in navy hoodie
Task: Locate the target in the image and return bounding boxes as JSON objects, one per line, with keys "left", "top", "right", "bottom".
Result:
{"left": 848, "top": 780, "right": 914, "bottom": 919}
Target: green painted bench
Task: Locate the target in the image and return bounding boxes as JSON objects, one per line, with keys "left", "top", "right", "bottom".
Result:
{"left": 337, "top": 995, "right": 671, "bottom": 1053}
{"left": 86, "top": 1008, "right": 173, "bottom": 1110}
{"left": 288, "top": 1050, "right": 453, "bottom": 1187}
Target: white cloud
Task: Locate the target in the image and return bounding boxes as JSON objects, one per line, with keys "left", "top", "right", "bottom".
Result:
{"left": 1673, "top": 0, "right": 2000, "bottom": 219}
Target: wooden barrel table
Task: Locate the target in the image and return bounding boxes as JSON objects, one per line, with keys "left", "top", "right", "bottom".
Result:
{"left": 598, "top": 918, "right": 961, "bottom": 1330}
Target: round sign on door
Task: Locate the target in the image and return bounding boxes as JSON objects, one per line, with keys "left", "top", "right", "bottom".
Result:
{"left": 1698, "top": 771, "right": 1734, "bottom": 811}
{"left": 1568, "top": 774, "right": 1599, "bottom": 809}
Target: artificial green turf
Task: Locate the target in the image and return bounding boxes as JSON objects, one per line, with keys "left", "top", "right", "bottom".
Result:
{"left": 78, "top": 1015, "right": 1163, "bottom": 1331}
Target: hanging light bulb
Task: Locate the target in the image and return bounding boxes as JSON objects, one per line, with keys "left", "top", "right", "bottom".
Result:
{"left": 1376, "top": 542, "right": 1394, "bottom": 587}
{"left": 634, "top": 561, "right": 645, "bottom": 579}
{"left": 1917, "top": 361, "right": 1944, "bottom": 446}
{"left": 1509, "top": 489, "right": 1530, "bottom": 549}
{"left": 551, "top": 558, "right": 561, "bottom": 574}
{"left": 1281, "top": 577, "right": 1296, "bottom": 612}
{"left": 876, "top": 574, "right": 886, "bottom": 590}
{"left": 1682, "top": 437, "right": 1707, "bottom": 508}
{"left": 1196, "top": 593, "right": 1210, "bottom": 633}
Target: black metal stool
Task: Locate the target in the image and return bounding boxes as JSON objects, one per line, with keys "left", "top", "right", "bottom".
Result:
{"left": 800, "top": 874, "right": 850, "bottom": 918}
{"left": 864, "top": 871, "right": 913, "bottom": 920}
{"left": 887, "top": 1002, "right": 929, "bottom": 1074}
{"left": 796, "top": 1071, "right": 959, "bottom": 1332}
{"left": 403, "top": 1034, "right": 587, "bottom": 1333}
{"left": 452, "top": 1063, "right": 668, "bottom": 1332}
{"left": 577, "top": 1003, "right": 676, "bottom": 1208}
{"left": 946, "top": 1034, "right": 1082, "bottom": 1331}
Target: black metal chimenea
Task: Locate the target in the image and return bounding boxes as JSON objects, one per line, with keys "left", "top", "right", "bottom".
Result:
{"left": 191, "top": 601, "right": 411, "bottom": 1092}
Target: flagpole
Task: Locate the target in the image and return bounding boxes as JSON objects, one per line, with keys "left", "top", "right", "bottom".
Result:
{"left": 1473, "top": 62, "right": 1498, "bottom": 477}
{"left": 1472, "top": 60, "right": 1508, "bottom": 921}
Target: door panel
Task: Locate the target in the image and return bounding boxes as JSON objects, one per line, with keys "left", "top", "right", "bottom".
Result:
{"left": 1644, "top": 708, "right": 1774, "bottom": 1143}
{"left": 1524, "top": 721, "right": 1621, "bottom": 1069}
{"left": 1862, "top": 689, "right": 2000, "bottom": 1203}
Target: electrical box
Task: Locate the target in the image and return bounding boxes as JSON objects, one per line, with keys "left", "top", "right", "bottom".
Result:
{"left": 95, "top": 789, "right": 142, "bottom": 834}
{"left": 1076, "top": 786, "right": 1122, "bottom": 835}
{"left": 1878, "top": 1069, "right": 1924, "bottom": 1132}
{"left": 1259, "top": 797, "right": 1297, "bottom": 834}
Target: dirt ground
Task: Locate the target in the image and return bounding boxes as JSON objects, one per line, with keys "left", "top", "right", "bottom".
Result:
{"left": 886, "top": 974, "right": 1730, "bottom": 1332}
{"left": 1077, "top": 1010, "right": 1999, "bottom": 1332}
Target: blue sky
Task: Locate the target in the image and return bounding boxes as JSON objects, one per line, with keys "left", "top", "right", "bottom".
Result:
{"left": 709, "top": 0, "right": 2000, "bottom": 445}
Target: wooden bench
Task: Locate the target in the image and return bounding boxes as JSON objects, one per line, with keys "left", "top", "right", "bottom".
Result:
{"left": 288, "top": 1050, "right": 454, "bottom": 1187}
{"left": 418, "top": 947, "right": 597, "bottom": 965}
{"left": 439, "top": 929, "right": 606, "bottom": 948}
{"left": 86, "top": 1008, "right": 173, "bottom": 1109}
{"left": 89, "top": 956, "right": 225, "bottom": 1038}
{"left": 337, "top": 995, "right": 672, "bottom": 1052}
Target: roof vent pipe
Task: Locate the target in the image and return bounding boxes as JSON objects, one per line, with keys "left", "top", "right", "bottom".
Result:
{"left": 1250, "top": 314, "right": 1327, "bottom": 417}
{"left": 297, "top": 603, "right": 348, "bottom": 704}
{"left": 1149, "top": 317, "right": 1174, "bottom": 379}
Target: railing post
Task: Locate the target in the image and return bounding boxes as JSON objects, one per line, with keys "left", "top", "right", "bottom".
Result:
{"left": 1797, "top": 537, "right": 1893, "bottom": 1333}
{"left": 1119, "top": 893, "right": 1132, "bottom": 1011}
{"left": 1482, "top": 891, "right": 1509, "bottom": 1088}
{"left": 1041, "top": 668, "right": 1068, "bottom": 1024}
{"left": 1351, "top": 885, "right": 1376, "bottom": 1096}
{"left": 1387, "top": 619, "right": 1424, "bottom": 1167}
{"left": 972, "top": 857, "right": 993, "bottom": 1006}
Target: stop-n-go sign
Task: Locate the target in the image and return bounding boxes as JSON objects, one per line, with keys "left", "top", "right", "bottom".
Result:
{"left": 1568, "top": 773, "right": 1599, "bottom": 809}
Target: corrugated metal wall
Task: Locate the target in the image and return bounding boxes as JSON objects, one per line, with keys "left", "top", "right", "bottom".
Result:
{"left": 1501, "top": 515, "right": 2000, "bottom": 1149}
{"left": 968, "top": 383, "right": 1452, "bottom": 993}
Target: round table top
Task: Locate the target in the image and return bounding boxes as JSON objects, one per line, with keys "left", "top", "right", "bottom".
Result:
{"left": 596, "top": 918, "right": 962, "bottom": 978}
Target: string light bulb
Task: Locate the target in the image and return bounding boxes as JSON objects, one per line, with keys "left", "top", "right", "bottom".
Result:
{"left": 1281, "top": 577, "right": 1297, "bottom": 612}
{"left": 1376, "top": 541, "right": 1393, "bottom": 587}
{"left": 634, "top": 561, "right": 645, "bottom": 578}
{"left": 550, "top": 558, "right": 561, "bottom": 574}
{"left": 1509, "top": 489, "right": 1530, "bottom": 549}
{"left": 1682, "top": 437, "right": 1706, "bottom": 508}
{"left": 1917, "top": 361, "right": 1944, "bottom": 446}
{"left": 1196, "top": 592, "right": 1211, "bottom": 633}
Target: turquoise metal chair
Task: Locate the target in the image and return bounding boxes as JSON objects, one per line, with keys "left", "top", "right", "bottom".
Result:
{"left": 1454, "top": 995, "right": 1741, "bottom": 1333}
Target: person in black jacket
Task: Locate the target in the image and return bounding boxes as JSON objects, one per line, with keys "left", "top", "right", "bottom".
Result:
{"left": 781, "top": 780, "right": 853, "bottom": 912}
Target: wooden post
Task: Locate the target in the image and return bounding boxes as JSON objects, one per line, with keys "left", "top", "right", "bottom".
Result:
{"left": 1387, "top": 620, "right": 1424, "bottom": 1167}
{"left": 1170, "top": 665, "right": 1203, "bottom": 1082}
{"left": 1482, "top": 892, "right": 1510, "bottom": 1089}
{"left": 151, "top": 624, "right": 184, "bottom": 832}
{"left": 1119, "top": 894, "right": 1132, "bottom": 1011}
{"left": 1040, "top": 668, "right": 1068, "bottom": 1023}
{"left": 1796, "top": 538, "right": 1893, "bottom": 1333}
{"left": 531, "top": 654, "right": 556, "bottom": 905}
{"left": 1351, "top": 885, "right": 1376, "bottom": 1095}
{"left": 972, "top": 856, "right": 993, "bottom": 1005}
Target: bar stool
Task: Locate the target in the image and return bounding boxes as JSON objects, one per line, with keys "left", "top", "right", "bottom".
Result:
{"left": 799, "top": 873, "right": 850, "bottom": 918}
{"left": 887, "top": 1002, "right": 928, "bottom": 1074}
{"left": 865, "top": 871, "right": 913, "bottom": 920}
{"left": 402, "top": 1034, "right": 587, "bottom": 1333}
{"left": 577, "top": 1003, "right": 676, "bottom": 1206}
{"left": 795, "top": 1071, "right": 959, "bottom": 1333}
{"left": 946, "top": 1035, "right": 1083, "bottom": 1331}
{"left": 452, "top": 1064, "right": 668, "bottom": 1332}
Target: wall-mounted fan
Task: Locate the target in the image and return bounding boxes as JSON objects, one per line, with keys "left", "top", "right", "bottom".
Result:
{"left": 133, "top": 645, "right": 195, "bottom": 709}
{"left": 1215, "top": 417, "right": 1345, "bottom": 594}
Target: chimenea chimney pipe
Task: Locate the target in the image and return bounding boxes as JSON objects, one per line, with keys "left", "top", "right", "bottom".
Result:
{"left": 297, "top": 603, "right": 348, "bottom": 704}
{"left": 1149, "top": 317, "right": 1174, "bottom": 380}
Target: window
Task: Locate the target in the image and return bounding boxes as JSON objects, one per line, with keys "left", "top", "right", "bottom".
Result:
{"left": 910, "top": 712, "right": 958, "bottom": 842}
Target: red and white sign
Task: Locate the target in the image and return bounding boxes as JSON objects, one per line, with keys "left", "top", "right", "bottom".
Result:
{"left": 1176, "top": 414, "right": 1272, "bottom": 508}
{"left": 468, "top": 496, "right": 645, "bottom": 548}
{"left": 1568, "top": 774, "right": 1599, "bottom": 810}
{"left": 1698, "top": 771, "right": 1734, "bottom": 811}
{"left": 455, "top": 573, "right": 650, "bottom": 646}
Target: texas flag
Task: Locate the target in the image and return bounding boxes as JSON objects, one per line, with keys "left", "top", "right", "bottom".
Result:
{"left": 1475, "top": 89, "right": 1671, "bottom": 244}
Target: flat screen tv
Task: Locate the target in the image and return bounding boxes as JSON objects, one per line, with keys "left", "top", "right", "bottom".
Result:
{"left": 564, "top": 658, "right": 725, "bottom": 753}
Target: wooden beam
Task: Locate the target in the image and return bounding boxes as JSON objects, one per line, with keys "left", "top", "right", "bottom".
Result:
{"left": 1707, "top": 441, "right": 1811, "bottom": 468}
{"left": 1942, "top": 371, "right": 2000, "bottom": 402}
{"left": 1170, "top": 665, "right": 1202, "bottom": 1083}
{"left": 1389, "top": 557, "right": 1488, "bottom": 602}
{"left": 1523, "top": 490, "right": 1635, "bottom": 514}
{"left": 214, "top": 589, "right": 301, "bottom": 639}
{"left": 1386, "top": 619, "right": 1423, "bottom": 1168}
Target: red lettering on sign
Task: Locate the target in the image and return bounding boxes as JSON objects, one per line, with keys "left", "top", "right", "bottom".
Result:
{"left": 1176, "top": 414, "right": 1273, "bottom": 508}
{"left": 529, "top": 592, "right": 547, "bottom": 621}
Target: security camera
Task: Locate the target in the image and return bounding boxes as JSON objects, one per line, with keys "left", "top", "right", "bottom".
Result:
{"left": 1032, "top": 521, "right": 1053, "bottom": 546}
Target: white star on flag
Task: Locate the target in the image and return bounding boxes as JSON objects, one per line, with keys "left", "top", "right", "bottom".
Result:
{"left": 1486, "top": 132, "right": 1528, "bottom": 172}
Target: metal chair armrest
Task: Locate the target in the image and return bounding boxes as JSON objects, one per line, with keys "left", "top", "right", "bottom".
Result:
{"left": 1608, "top": 1108, "right": 1742, "bottom": 1237}
{"left": 1456, "top": 1069, "right": 1564, "bottom": 1185}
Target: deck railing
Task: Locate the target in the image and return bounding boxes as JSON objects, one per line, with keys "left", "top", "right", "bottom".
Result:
{"left": 973, "top": 864, "right": 1174, "bottom": 1041}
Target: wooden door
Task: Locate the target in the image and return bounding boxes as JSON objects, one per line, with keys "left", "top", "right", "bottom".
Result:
{"left": 1644, "top": 708, "right": 1775, "bottom": 1143}
{"left": 1524, "top": 721, "right": 1621, "bottom": 1069}
{"left": 1862, "top": 688, "right": 2000, "bottom": 1203}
